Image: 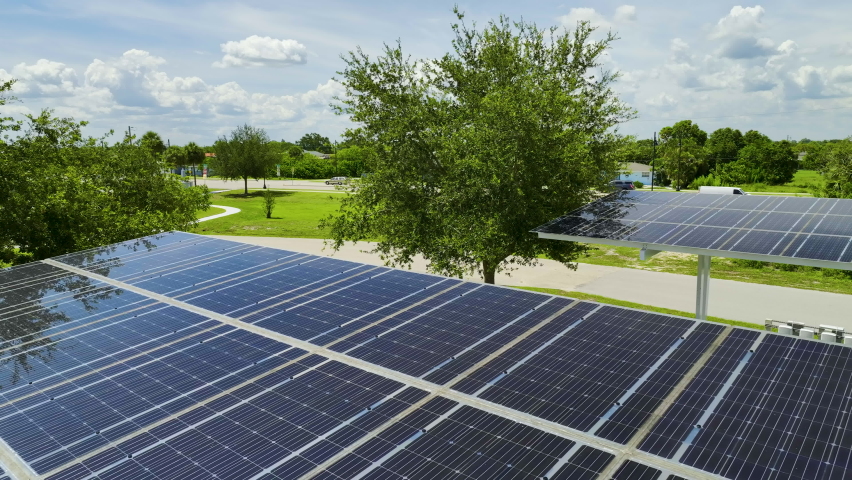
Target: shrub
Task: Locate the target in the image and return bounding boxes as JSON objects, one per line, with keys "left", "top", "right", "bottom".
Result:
{"left": 633, "top": 181, "right": 644, "bottom": 189}
{"left": 262, "top": 189, "right": 276, "bottom": 218}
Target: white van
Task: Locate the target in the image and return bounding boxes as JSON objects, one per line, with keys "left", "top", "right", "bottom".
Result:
{"left": 699, "top": 186, "right": 748, "bottom": 195}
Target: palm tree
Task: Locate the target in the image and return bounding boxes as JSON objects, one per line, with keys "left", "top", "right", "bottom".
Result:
{"left": 185, "top": 142, "right": 205, "bottom": 186}
{"left": 139, "top": 131, "right": 166, "bottom": 157}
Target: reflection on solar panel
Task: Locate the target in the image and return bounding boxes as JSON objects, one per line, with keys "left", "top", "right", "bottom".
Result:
{"left": 0, "top": 230, "right": 844, "bottom": 479}
{"left": 533, "top": 191, "right": 852, "bottom": 267}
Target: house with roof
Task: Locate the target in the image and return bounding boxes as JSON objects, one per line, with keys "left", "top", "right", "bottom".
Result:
{"left": 616, "top": 162, "right": 654, "bottom": 184}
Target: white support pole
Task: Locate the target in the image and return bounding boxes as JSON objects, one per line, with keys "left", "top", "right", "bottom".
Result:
{"left": 696, "top": 255, "right": 711, "bottom": 320}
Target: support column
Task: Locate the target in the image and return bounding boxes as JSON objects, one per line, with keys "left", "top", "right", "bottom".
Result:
{"left": 696, "top": 255, "right": 711, "bottom": 320}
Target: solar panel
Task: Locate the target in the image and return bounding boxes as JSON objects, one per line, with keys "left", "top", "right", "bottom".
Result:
{"left": 533, "top": 191, "right": 852, "bottom": 268}
{"left": 0, "top": 231, "right": 847, "bottom": 479}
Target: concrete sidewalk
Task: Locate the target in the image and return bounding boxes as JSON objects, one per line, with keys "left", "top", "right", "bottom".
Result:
{"left": 211, "top": 235, "right": 852, "bottom": 330}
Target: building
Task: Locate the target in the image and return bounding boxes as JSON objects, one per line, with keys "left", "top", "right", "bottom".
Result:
{"left": 306, "top": 150, "right": 331, "bottom": 159}
{"left": 616, "top": 162, "right": 654, "bottom": 184}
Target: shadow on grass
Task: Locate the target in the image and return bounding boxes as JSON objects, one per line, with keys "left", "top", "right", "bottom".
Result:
{"left": 221, "top": 191, "right": 296, "bottom": 199}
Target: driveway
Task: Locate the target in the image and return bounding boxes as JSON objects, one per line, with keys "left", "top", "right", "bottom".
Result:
{"left": 210, "top": 235, "right": 852, "bottom": 330}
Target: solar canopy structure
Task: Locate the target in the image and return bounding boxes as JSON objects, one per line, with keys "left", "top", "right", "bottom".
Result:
{"left": 0, "top": 231, "right": 850, "bottom": 480}
{"left": 533, "top": 191, "right": 852, "bottom": 320}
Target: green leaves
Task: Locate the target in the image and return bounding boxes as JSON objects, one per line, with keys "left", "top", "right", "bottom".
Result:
{"left": 813, "top": 139, "right": 852, "bottom": 198}
{"left": 324, "top": 13, "right": 632, "bottom": 282}
{"left": 0, "top": 110, "right": 210, "bottom": 263}
{"left": 210, "top": 124, "right": 277, "bottom": 194}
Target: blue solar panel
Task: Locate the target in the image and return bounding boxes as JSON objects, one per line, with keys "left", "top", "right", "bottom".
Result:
{"left": 5, "top": 231, "right": 852, "bottom": 480}
{"left": 340, "top": 285, "right": 553, "bottom": 378}
{"left": 49, "top": 361, "right": 427, "bottom": 479}
{"left": 311, "top": 401, "right": 612, "bottom": 480}
{"left": 611, "top": 460, "right": 662, "bottom": 479}
{"left": 534, "top": 191, "right": 852, "bottom": 266}
{"left": 454, "top": 304, "right": 703, "bottom": 434}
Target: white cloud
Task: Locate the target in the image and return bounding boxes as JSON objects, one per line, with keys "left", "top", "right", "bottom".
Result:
{"left": 711, "top": 5, "right": 766, "bottom": 39}
{"left": 213, "top": 35, "right": 308, "bottom": 68}
{"left": 718, "top": 36, "right": 776, "bottom": 59}
{"left": 645, "top": 93, "right": 677, "bottom": 110}
{"left": 776, "top": 40, "right": 798, "bottom": 56}
{"left": 558, "top": 8, "right": 611, "bottom": 30}
{"left": 785, "top": 65, "right": 829, "bottom": 99}
{"left": 7, "top": 59, "right": 78, "bottom": 96}
{"left": 832, "top": 65, "right": 852, "bottom": 83}
{"left": 614, "top": 5, "right": 637, "bottom": 23}
{"left": 557, "top": 5, "right": 639, "bottom": 31}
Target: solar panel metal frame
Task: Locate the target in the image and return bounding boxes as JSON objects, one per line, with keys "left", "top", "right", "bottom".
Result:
{"left": 533, "top": 191, "right": 852, "bottom": 272}
{"left": 4, "top": 231, "right": 852, "bottom": 480}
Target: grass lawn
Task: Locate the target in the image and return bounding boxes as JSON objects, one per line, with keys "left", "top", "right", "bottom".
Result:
{"left": 737, "top": 170, "right": 823, "bottom": 194}
{"left": 196, "top": 206, "right": 226, "bottom": 218}
{"left": 578, "top": 243, "right": 852, "bottom": 295}
{"left": 514, "top": 286, "right": 763, "bottom": 330}
{"left": 191, "top": 190, "right": 341, "bottom": 238}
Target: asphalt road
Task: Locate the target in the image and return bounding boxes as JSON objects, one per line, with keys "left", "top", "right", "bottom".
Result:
{"left": 192, "top": 178, "right": 340, "bottom": 192}
{"left": 210, "top": 235, "right": 852, "bottom": 331}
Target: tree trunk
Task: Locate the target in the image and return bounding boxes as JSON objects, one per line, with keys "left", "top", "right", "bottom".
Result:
{"left": 244, "top": 176, "right": 248, "bottom": 195}
{"left": 482, "top": 260, "right": 496, "bottom": 284}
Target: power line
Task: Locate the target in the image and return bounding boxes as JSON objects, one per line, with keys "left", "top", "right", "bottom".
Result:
{"left": 627, "top": 105, "right": 852, "bottom": 123}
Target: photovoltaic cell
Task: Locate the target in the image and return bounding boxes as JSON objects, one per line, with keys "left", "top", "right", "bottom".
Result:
{"left": 49, "top": 360, "right": 428, "bottom": 479}
{"left": 7, "top": 231, "right": 852, "bottom": 480}
{"left": 533, "top": 191, "right": 852, "bottom": 266}
{"left": 610, "top": 460, "right": 662, "bottom": 480}
{"left": 455, "top": 305, "right": 701, "bottom": 434}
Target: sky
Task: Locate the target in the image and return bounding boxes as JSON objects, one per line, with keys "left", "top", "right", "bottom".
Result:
{"left": 2, "top": 0, "right": 852, "bottom": 145}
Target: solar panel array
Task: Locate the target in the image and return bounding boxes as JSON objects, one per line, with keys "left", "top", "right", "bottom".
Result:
{"left": 533, "top": 191, "right": 852, "bottom": 265}
{"left": 0, "top": 230, "right": 850, "bottom": 479}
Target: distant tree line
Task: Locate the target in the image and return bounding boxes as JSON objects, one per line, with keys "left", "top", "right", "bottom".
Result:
{"left": 621, "top": 121, "right": 801, "bottom": 190}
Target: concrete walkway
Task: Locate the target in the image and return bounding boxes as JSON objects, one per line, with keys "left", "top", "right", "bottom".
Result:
{"left": 198, "top": 205, "right": 241, "bottom": 222}
{"left": 211, "top": 235, "right": 852, "bottom": 330}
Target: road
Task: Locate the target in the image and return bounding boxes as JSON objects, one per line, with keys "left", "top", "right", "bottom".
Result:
{"left": 210, "top": 235, "right": 852, "bottom": 331}
{"left": 191, "top": 178, "right": 340, "bottom": 193}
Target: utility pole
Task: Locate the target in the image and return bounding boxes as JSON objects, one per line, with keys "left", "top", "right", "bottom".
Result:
{"left": 651, "top": 132, "right": 656, "bottom": 191}
{"left": 126, "top": 126, "right": 134, "bottom": 144}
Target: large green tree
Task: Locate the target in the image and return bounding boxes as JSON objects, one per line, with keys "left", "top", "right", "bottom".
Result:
{"left": 163, "top": 145, "right": 186, "bottom": 168}
{"left": 658, "top": 120, "right": 707, "bottom": 190}
{"left": 211, "top": 124, "right": 277, "bottom": 194}
{"left": 0, "top": 108, "right": 209, "bottom": 263}
{"left": 297, "top": 133, "right": 333, "bottom": 154}
{"left": 618, "top": 136, "right": 655, "bottom": 165}
{"left": 704, "top": 127, "right": 744, "bottom": 171}
{"left": 812, "top": 139, "right": 852, "bottom": 197}
{"left": 322, "top": 11, "right": 633, "bottom": 283}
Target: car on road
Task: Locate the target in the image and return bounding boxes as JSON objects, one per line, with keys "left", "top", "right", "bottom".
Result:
{"left": 325, "top": 176, "right": 349, "bottom": 185}
{"left": 609, "top": 180, "right": 635, "bottom": 190}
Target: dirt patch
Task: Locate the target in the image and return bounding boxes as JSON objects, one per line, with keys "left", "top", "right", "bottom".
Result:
{"left": 656, "top": 251, "right": 695, "bottom": 261}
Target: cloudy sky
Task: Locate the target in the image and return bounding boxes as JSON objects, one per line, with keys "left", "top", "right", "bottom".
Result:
{"left": 3, "top": 0, "right": 852, "bottom": 145}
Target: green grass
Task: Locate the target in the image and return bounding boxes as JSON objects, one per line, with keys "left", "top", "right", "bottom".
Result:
{"left": 739, "top": 170, "right": 823, "bottom": 194}
{"left": 196, "top": 206, "right": 226, "bottom": 218}
{"left": 514, "top": 286, "right": 763, "bottom": 330}
{"left": 578, "top": 244, "right": 852, "bottom": 295}
{"left": 191, "top": 190, "right": 341, "bottom": 238}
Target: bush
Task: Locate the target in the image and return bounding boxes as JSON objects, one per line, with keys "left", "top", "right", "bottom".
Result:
{"left": 262, "top": 189, "right": 276, "bottom": 218}
{"left": 688, "top": 173, "right": 723, "bottom": 190}
{"left": 633, "top": 181, "right": 644, "bottom": 189}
